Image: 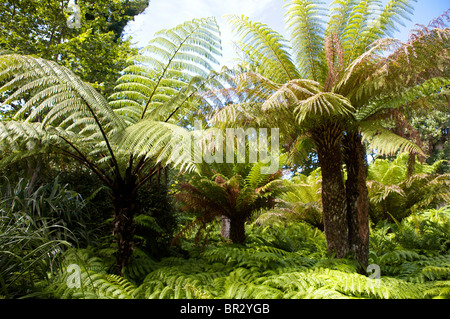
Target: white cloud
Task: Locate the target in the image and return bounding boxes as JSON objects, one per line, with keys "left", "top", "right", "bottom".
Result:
{"left": 123, "top": 0, "right": 282, "bottom": 67}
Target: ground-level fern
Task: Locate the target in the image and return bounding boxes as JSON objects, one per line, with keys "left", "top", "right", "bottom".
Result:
{"left": 35, "top": 219, "right": 449, "bottom": 299}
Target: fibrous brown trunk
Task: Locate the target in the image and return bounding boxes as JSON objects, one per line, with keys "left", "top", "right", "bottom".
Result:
{"left": 229, "top": 215, "right": 246, "bottom": 244}
{"left": 343, "top": 131, "right": 369, "bottom": 269}
{"left": 112, "top": 180, "right": 138, "bottom": 276}
{"left": 312, "top": 122, "right": 349, "bottom": 258}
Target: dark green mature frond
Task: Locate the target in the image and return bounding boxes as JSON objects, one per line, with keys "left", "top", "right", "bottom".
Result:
{"left": 226, "top": 14, "right": 299, "bottom": 83}
{"left": 110, "top": 17, "right": 222, "bottom": 124}
{"left": 355, "top": 77, "right": 450, "bottom": 121}
{"left": 283, "top": 0, "right": 327, "bottom": 81}
{"left": 359, "top": 121, "right": 425, "bottom": 156}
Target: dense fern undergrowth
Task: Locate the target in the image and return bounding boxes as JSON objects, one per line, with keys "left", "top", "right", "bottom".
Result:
{"left": 19, "top": 206, "right": 449, "bottom": 300}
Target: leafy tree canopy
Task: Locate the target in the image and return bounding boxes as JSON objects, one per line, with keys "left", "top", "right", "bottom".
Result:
{"left": 0, "top": 0, "right": 149, "bottom": 94}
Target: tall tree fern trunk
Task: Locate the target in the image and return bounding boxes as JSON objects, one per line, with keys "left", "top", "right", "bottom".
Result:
{"left": 343, "top": 131, "right": 369, "bottom": 269}
{"left": 312, "top": 122, "right": 349, "bottom": 258}
{"left": 112, "top": 176, "right": 138, "bottom": 276}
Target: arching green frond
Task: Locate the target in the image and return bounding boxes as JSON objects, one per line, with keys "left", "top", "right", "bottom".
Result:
{"left": 355, "top": 0, "right": 416, "bottom": 59}
{"left": 111, "top": 119, "right": 195, "bottom": 172}
{"left": 326, "top": 0, "right": 359, "bottom": 37}
{"left": 339, "top": 0, "right": 381, "bottom": 65}
{"left": 355, "top": 77, "right": 450, "bottom": 121}
{"left": 294, "top": 91, "right": 355, "bottom": 125}
{"left": 145, "top": 71, "right": 224, "bottom": 124}
{"left": 0, "top": 55, "right": 127, "bottom": 178}
{"left": 0, "top": 54, "right": 126, "bottom": 135}
{"left": 359, "top": 121, "right": 425, "bottom": 156}
{"left": 111, "top": 17, "right": 222, "bottom": 123}
{"left": 262, "top": 79, "right": 321, "bottom": 111}
{"left": 226, "top": 14, "right": 299, "bottom": 83}
{"left": 283, "top": 0, "right": 327, "bottom": 81}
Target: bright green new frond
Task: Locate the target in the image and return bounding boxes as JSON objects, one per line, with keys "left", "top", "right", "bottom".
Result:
{"left": 283, "top": 0, "right": 327, "bottom": 81}
{"left": 326, "top": 0, "right": 359, "bottom": 37}
{"left": 339, "top": 0, "right": 381, "bottom": 65}
{"left": 226, "top": 14, "right": 299, "bottom": 83}
{"left": 355, "top": 0, "right": 416, "bottom": 59}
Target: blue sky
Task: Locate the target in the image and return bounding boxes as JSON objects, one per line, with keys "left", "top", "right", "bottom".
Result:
{"left": 123, "top": 0, "right": 449, "bottom": 67}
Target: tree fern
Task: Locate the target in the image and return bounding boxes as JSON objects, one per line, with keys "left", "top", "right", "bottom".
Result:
{"left": 217, "top": 2, "right": 449, "bottom": 266}
{"left": 174, "top": 157, "right": 286, "bottom": 244}
{"left": 0, "top": 17, "right": 225, "bottom": 274}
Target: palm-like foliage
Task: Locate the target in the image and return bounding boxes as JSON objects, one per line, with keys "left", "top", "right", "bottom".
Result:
{"left": 0, "top": 17, "right": 223, "bottom": 274}
{"left": 212, "top": 0, "right": 449, "bottom": 266}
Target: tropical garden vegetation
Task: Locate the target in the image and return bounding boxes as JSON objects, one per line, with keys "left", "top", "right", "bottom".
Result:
{"left": 0, "top": 0, "right": 448, "bottom": 300}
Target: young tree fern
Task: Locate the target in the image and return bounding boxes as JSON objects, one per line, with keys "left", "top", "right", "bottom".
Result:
{"left": 174, "top": 157, "right": 286, "bottom": 244}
